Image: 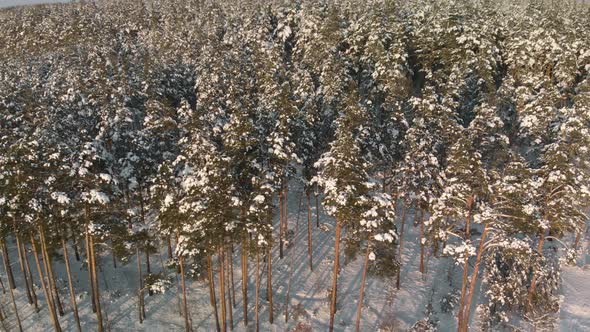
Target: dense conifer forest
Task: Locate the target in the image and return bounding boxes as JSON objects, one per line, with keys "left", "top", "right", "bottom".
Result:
{"left": 1, "top": 0, "right": 589, "bottom": 331}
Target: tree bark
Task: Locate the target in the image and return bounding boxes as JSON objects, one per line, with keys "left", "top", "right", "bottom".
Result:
{"left": 137, "top": 246, "right": 145, "bottom": 323}
{"left": 315, "top": 183, "right": 320, "bottom": 228}
{"left": 22, "top": 241, "right": 39, "bottom": 311}
{"left": 267, "top": 246, "right": 274, "bottom": 324}
{"left": 139, "top": 188, "right": 153, "bottom": 297}
{"left": 40, "top": 227, "right": 65, "bottom": 316}
{"left": 241, "top": 236, "right": 248, "bottom": 327}
{"left": 255, "top": 252, "right": 260, "bottom": 332}
{"left": 84, "top": 205, "right": 97, "bottom": 315}
{"left": 285, "top": 192, "right": 303, "bottom": 324}
{"left": 460, "top": 225, "right": 489, "bottom": 332}
{"left": 85, "top": 227, "right": 97, "bottom": 313}
{"left": 7, "top": 271, "right": 23, "bottom": 332}
{"left": 279, "top": 190, "right": 284, "bottom": 259}
{"left": 2, "top": 242, "right": 22, "bottom": 332}
{"left": 229, "top": 244, "right": 236, "bottom": 309}
{"left": 15, "top": 234, "right": 33, "bottom": 305}
{"left": 167, "top": 236, "right": 173, "bottom": 260}
{"left": 457, "top": 207, "right": 473, "bottom": 332}
{"left": 526, "top": 231, "right": 546, "bottom": 312}
{"left": 225, "top": 247, "right": 233, "bottom": 330}
{"left": 355, "top": 240, "right": 371, "bottom": 332}
{"left": 71, "top": 227, "right": 81, "bottom": 262}
{"left": 87, "top": 228, "right": 104, "bottom": 332}
{"left": 62, "top": 238, "right": 82, "bottom": 332}
{"left": 419, "top": 209, "right": 425, "bottom": 274}
{"left": 284, "top": 187, "right": 289, "bottom": 246}
{"left": 31, "top": 236, "right": 61, "bottom": 332}
{"left": 1, "top": 241, "right": 16, "bottom": 290}
{"left": 0, "top": 272, "right": 5, "bottom": 293}
{"left": 208, "top": 255, "right": 221, "bottom": 332}
{"left": 396, "top": 204, "right": 407, "bottom": 290}
{"left": 146, "top": 250, "right": 152, "bottom": 275}
{"left": 179, "top": 256, "right": 191, "bottom": 332}
{"left": 307, "top": 192, "right": 313, "bottom": 271}
{"left": 328, "top": 220, "right": 342, "bottom": 332}
{"left": 219, "top": 246, "right": 227, "bottom": 332}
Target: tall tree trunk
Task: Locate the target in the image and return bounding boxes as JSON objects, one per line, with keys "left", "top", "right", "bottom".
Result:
{"left": 0, "top": 272, "right": 5, "bottom": 293}
{"left": 267, "top": 246, "right": 273, "bottom": 324}
{"left": 62, "top": 238, "right": 82, "bottom": 332}
{"left": 2, "top": 243, "right": 22, "bottom": 332}
{"left": 175, "top": 234, "right": 181, "bottom": 275}
{"left": 219, "top": 246, "right": 227, "bottom": 332}
{"left": 22, "top": 241, "right": 39, "bottom": 311}
{"left": 355, "top": 240, "right": 371, "bottom": 332}
{"left": 1, "top": 241, "right": 16, "bottom": 290}
{"left": 457, "top": 207, "right": 473, "bottom": 332}
{"left": 7, "top": 270, "right": 23, "bottom": 332}
{"left": 229, "top": 244, "right": 236, "bottom": 309}
{"left": 255, "top": 252, "right": 260, "bottom": 332}
{"left": 85, "top": 227, "right": 97, "bottom": 313}
{"left": 40, "top": 227, "right": 65, "bottom": 316}
{"left": 241, "top": 236, "right": 248, "bottom": 327}
{"left": 71, "top": 227, "right": 81, "bottom": 262}
{"left": 139, "top": 188, "right": 153, "bottom": 298}
{"left": 225, "top": 247, "right": 233, "bottom": 330}
{"left": 136, "top": 247, "right": 145, "bottom": 323}
{"left": 285, "top": 192, "right": 303, "bottom": 324}
{"left": 460, "top": 225, "right": 489, "bottom": 332}
{"left": 31, "top": 236, "right": 61, "bottom": 332}
{"left": 87, "top": 227, "right": 104, "bottom": 332}
{"left": 315, "top": 183, "right": 320, "bottom": 228}
{"left": 307, "top": 192, "right": 313, "bottom": 271}
{"left": 526, "top": 231, "right": 546, "bottom": 312}
{"left": 208, "top": 255, "right": 220, "bottom": 332}
{"left": 15, "top": 234, "right": 33, "bottom": 305}
{"left": 179, "top": 256, "right": 191, "bottom": 332}
{"left": 279, "top": 191, "right": 284, "bottom": 259}
{"left": 396, "top": 204, "right": 407, "bottom": 290}
{"left": 419, "top": 209, "right": 425, "bottom": 274}
{"left": 284, "top": 186, "right": 289, "bottom": 238}
{"left": 167, "top": 236, "right": 173, "bottom": 260}
{"left": 174, "top": 265, "right": 183, "bottom": 320}
{"left": 146, "top": 249, "right": 151, "bottom": 275}
{"left": 457, "top": 261, "right": 469, "bottom": 331}
{"left": 328, "top": 220, "right": 342, "bottom": 332}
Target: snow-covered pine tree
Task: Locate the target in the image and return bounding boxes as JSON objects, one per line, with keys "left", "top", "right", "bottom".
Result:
{"left": 477, "top": 154, "right": 542, "bottom": 329}
{"left": 314, "top": 82, "right": 375, "bottom": 332}
{"left": 398, "top": 93, "right": 450, "bottom": 276}
{"left": 427, "top": 135, "right": 490, "bottom": 332}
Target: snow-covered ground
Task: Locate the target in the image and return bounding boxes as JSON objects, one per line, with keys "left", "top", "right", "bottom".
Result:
{"left": 0, "top": 180, "right": 588, "bottom": 331}
{"left": 559, "top": 230, "right": 590, "bottom": 332}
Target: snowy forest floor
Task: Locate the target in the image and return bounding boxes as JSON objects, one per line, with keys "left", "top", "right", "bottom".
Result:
{"left": 1, "top": 179, "right": 589, "bottom": 331}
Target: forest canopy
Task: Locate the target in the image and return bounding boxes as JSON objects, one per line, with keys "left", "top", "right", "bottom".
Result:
{"left": 0, "top": 0, "right": 589, "bottom": 331}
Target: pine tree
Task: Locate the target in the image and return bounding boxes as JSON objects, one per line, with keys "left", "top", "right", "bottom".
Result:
{"left": 428, "top": 135, "right": 490, "bottom": 332}
{"left": 314, "top": 83, "right": 375, "bottom": 332}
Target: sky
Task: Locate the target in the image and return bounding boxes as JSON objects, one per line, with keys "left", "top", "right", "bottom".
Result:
{"left": 0, "top": 0, "right": 70, "bottom": 8}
